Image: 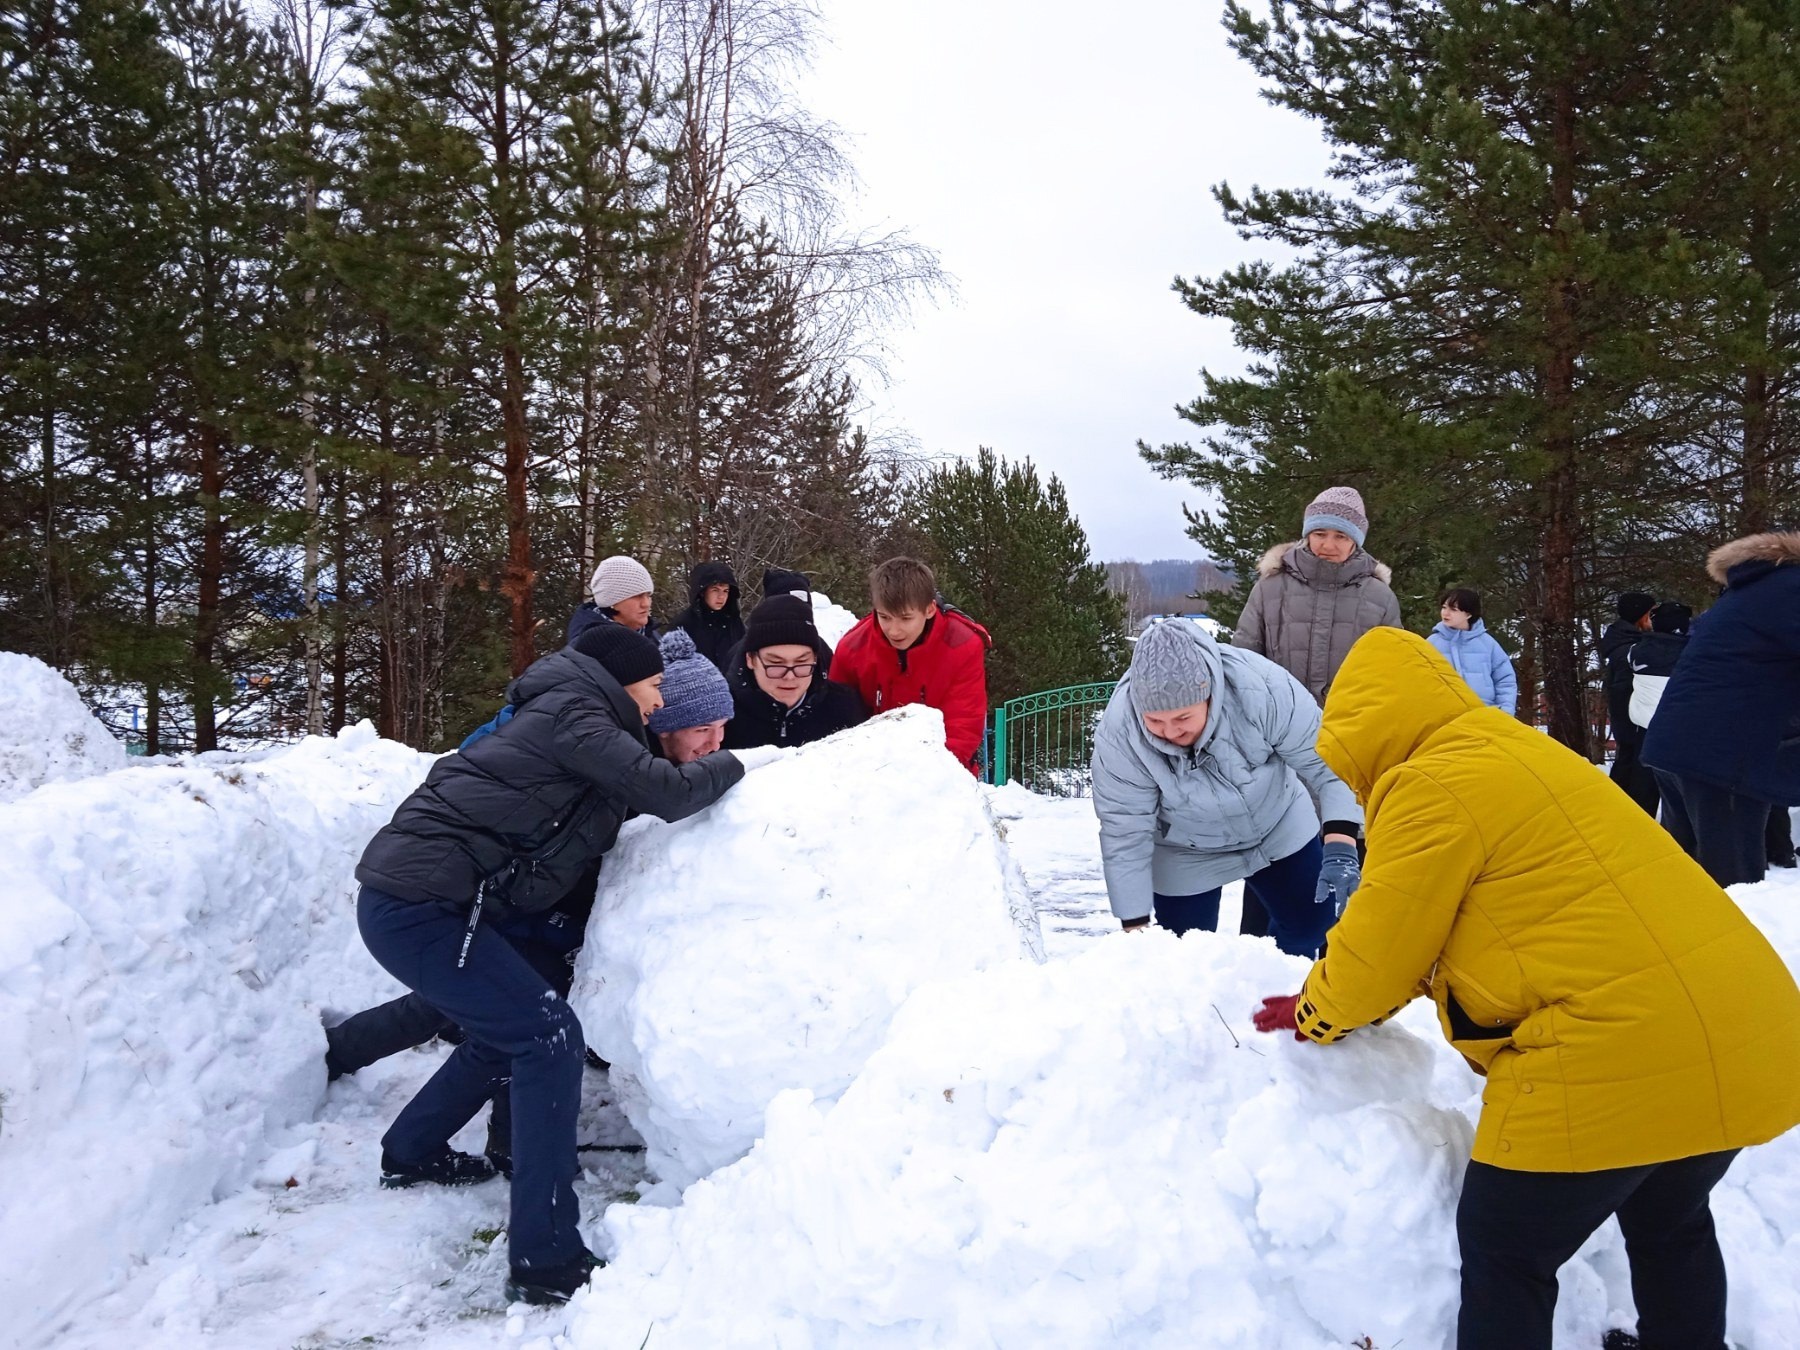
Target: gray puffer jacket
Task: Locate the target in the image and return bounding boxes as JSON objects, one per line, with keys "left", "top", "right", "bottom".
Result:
{"left": 1232, "top": 541, "right": 1401, "bottom": 705}
{"left": 1090, "top": 621, "right": 1362, "bottom": 924}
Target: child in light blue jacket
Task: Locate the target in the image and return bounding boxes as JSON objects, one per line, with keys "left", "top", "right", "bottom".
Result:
{"left": 1427, "top": 588, "right": 1518, "bottom": 715}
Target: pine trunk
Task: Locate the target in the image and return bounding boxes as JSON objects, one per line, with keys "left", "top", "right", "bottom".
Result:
{"left": 192, "top": 420, "right": 226, "bottom": 752}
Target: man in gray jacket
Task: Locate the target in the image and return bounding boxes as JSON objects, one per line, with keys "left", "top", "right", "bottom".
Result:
{"left": 1091, "top": 619, "right": 1363, "bottom": 957}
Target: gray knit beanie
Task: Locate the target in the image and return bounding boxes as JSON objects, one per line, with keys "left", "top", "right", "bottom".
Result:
{"left": 1127, "top": 621, "right": 1214, "bottom": 715}
{"left": 1302, "top": 486, "right": 1369, "bottom": 548}
{"left": 648, "top": 630, "right": 734, "bottom": 733}
{"left": 590, "top": 555, "right": 655, "bottom": 609}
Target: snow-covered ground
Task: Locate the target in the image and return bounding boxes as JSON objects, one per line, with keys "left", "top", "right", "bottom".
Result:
{"left": 5, "top": 661, "right": 1800, "bottom": 1350}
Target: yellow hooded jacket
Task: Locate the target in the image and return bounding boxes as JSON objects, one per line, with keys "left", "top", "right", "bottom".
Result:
{"left": 1299, "top": 628, "right": 1800, "bottom": 1172}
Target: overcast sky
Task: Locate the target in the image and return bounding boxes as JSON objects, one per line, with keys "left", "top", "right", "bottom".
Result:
{"left": 799, "top": 0, "right": 1331, "bottom": 562}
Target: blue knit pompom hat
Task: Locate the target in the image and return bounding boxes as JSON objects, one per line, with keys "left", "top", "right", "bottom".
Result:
{"left": 648, "top": 629, "right": 734, "bottom": 733}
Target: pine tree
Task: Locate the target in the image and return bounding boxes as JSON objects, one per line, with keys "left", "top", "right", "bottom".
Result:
{"left": 1142, "top": 0, "right": 1763, "bottom": 750}
{"left": 907, "top": 448, "right": 1128, "bottom": 704}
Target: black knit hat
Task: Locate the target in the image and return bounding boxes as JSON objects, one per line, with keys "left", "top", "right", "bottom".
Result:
{"left": 1615, "top": 591, "right": 1656, "bottom": 623}
{"left": 1651, "top": 600, "right": 1692, "bottom": 634}
{"left": 743, "top": 593, "right": 820, "bottom": 653}
{"left": 573, "top": 621, "right": 663, "bottom": 687}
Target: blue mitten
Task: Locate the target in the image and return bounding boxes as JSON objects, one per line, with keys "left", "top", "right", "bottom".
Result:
{"left": 1314, "top": 841, "right": 1361, "bottom": 914}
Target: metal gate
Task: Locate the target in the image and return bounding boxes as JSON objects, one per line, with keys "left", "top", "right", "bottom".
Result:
{"left": 984, "top": 681, "right": 1118, "bottom": 795}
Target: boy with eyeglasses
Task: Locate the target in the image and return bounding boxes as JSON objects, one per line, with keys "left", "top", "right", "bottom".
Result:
{"left": 724, "top": 593, "right": 868, "bottom": 749}
{"left": 829, "top": 557, "right": 992, "bottom": 774}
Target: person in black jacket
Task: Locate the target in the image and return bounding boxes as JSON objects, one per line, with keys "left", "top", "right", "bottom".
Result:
{"left": 1600, "top": 591, "right": 1659, "bottom": 815}
{"left": 1624, "top": 600, "right": 1691, "bottom": 733}
{"left": 723, "top": 593, "right": 867, "bottom": 750}
{"left": 1643, "top": 531, "right": 1800, "bottom": 887}
{"left": 671, "top": 561, "right": 744, "bottom": 673}
{"left": 566, "top": 554, "right": 658, "bottom": 643}
{"left": 353, "top": 622, "right": 744, "bottom": 1306}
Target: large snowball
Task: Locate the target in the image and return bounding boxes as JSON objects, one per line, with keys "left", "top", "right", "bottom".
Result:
{"left": 572, "top": 707, "right": 1044, "bottom": 1190}
{"left": 566, "top": 930, "right": 1471, "bottom": 1348}
{"left": 0, "top": 652, "right": 127, "bottom": 803}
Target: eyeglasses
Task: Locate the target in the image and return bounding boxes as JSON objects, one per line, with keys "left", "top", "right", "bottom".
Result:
{"left": 756, "top": 659, "right": 816, "bottom": 679}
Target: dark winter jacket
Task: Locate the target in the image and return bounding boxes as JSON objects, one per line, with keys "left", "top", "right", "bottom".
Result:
{"left": 1627, "top": 631, "right": 1688, "bottom": 731}
{"left": 566, "top": 601, "right": 659, "bottom": 645}
{"left": 1231, "top": 541, "right": 1402, "bottom": 705}
{"left": 357, "top": 646, "right": 743, "bottom": 913}
{"left": 723, "top": 666, "right": 868, "bottom": 750}
{"left": 1598, "top": 620, "right": 1644, "bottom": 745}
{"left": 1644, "top": 533, "right": 1800, "bottom": 805}
{"left": 830, "top": 607, "right": 992, "bottom": 772}
{"left": 672, "top": 562, "right": 745, "bottom": 673}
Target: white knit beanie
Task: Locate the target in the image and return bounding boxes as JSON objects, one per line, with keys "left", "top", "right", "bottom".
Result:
{"left": 590, "top": 555, "right": 655, "bottom": 608}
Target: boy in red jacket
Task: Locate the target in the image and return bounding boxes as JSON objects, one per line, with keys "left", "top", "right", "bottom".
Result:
{"left": 830, "top": 557, "right": 991, "bottom": 774}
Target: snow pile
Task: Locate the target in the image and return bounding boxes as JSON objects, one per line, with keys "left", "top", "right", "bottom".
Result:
{"left": 0, "top": 724, "right": 434, "bottom": 1347}
{"left": 0, "top": 652, "right": 128, "bottom": 803}
{"left": 567, "top": 930, "right": 1472, "bottom": 1349}
{"left": 571, "top": 706, "right": 1043, "bottom": 1191}
{"left": 809, "top": 588, "right": 859, "bottom": 648}
{"left": 563, "top": 860, "right": 1800, "bottom": 1349}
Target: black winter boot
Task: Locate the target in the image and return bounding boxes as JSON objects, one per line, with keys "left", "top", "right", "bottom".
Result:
{"left": 505, "top": 1246, "right": 604, "bottom": 1306}
{"left": 378, "top": 1146, "right": 497, "bottom": 1189}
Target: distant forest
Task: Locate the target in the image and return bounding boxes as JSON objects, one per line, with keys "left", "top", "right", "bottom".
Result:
{"left": 1103, "top": 559, "right": 1235, "bottom": 625}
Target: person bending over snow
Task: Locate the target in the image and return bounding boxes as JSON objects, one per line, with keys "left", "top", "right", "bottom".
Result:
{"left": 1253, "top": 627, "right": 1800, "bottom": 1350}
{"left": 353, "top": 622, "right": 745, "bottom": 1306}
{"left": 1091, "top": 618, "right": 1363, "bottom": 957}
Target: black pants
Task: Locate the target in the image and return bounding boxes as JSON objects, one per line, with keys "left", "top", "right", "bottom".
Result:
{"left": 1769, "top": 803, "right": 1796, "bottom": 867}
{"left": 1456, "top": 1150, "right": 1738, "bottom": 1350}
{"left": 1654, "top": 770, "right": 1771, "bottom": 888}
{"left": 326, "top": 993, "right": 458, "bottom": 1080}
{"left": 1610, "top": 728, "right": 1663, "bottom": 818}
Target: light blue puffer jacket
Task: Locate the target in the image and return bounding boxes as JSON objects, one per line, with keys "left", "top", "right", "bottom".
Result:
{"left": 1090, "top": 621, "right": 1362, "bottom": 924}
{"left": 1425, "top": 619, "right": 1518, "bottom": 715}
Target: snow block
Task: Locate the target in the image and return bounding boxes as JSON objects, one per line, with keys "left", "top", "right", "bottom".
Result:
{"left": 0, "top": 652, "right": 127, "bottom": 804}
{"left": 571, "top": 706, "right": 1043, "bottom": 1191}
{"left": 0, "top": 724, "right": 434, "bottom": 1348}
{"left": 566, "top": 931, "right": 1472, "bottom": 1349}
{"left": 808, "top": 589, "right": 859, "bottom": 649}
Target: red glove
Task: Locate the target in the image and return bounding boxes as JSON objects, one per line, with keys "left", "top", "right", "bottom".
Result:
{"left": 1252, "top": 994, "right": 1307, "bottom": 1042}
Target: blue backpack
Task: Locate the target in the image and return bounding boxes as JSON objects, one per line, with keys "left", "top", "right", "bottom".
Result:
{"left": 459, "top": 702, "right": 517, "bottom": 751}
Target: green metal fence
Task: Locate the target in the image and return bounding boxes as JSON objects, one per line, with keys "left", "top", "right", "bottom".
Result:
{"left": 984, "top": 681, "right": 1118, "bottom": 795}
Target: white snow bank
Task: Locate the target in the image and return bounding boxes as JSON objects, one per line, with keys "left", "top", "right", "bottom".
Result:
{"left": 0, "top": 653, "right": 127, "bottom": 803}
{"left": 571, "top": 707, "right": 1043, "bottom": 1191}
{"left": 0, "top": 724, "right": 433, "bottom": 1348}
{"left": 809, "top": 589, "right": 858, "bottom": 648}
{"left": 565, "top": 867, "right": 1800, "bottom": 1350}
{"left": 567, "top": 931, "right": 1472, "bottom": 1349}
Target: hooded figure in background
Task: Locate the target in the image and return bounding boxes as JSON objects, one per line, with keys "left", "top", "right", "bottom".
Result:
{"left": 1090, "top": 619, "right": 1363, "bottom": 957}
{"left": 1232, "top": 485, "right": 1402, "bottom": 706}
{"left": 1600, "top": 590, "right": 1660, "bottom": 816}
{"left": 672, "top": 561, "right": 744, "bottom": 673}
{"left": 1254, "top": 628, "right": 1800, "bottom": 1350}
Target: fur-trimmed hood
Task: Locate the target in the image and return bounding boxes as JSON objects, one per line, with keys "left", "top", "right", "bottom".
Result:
{"left": 1258, "top": 541, "right": 1393, "bottom": 586}
{"left": 1707, "top": 531, "right": 1800, "bottom": 584}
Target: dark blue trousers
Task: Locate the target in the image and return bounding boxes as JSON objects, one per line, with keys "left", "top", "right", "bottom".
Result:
{"left": 1153, "top": 837, "right": 1330, "bottom": 957}
{"left": 357, "top": 886, "right": 585, "bottom": 1272}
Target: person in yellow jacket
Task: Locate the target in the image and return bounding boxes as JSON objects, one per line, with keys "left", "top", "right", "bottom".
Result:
{"left": 1251, "top": 628, "right": 1800, "bottom": 1350}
